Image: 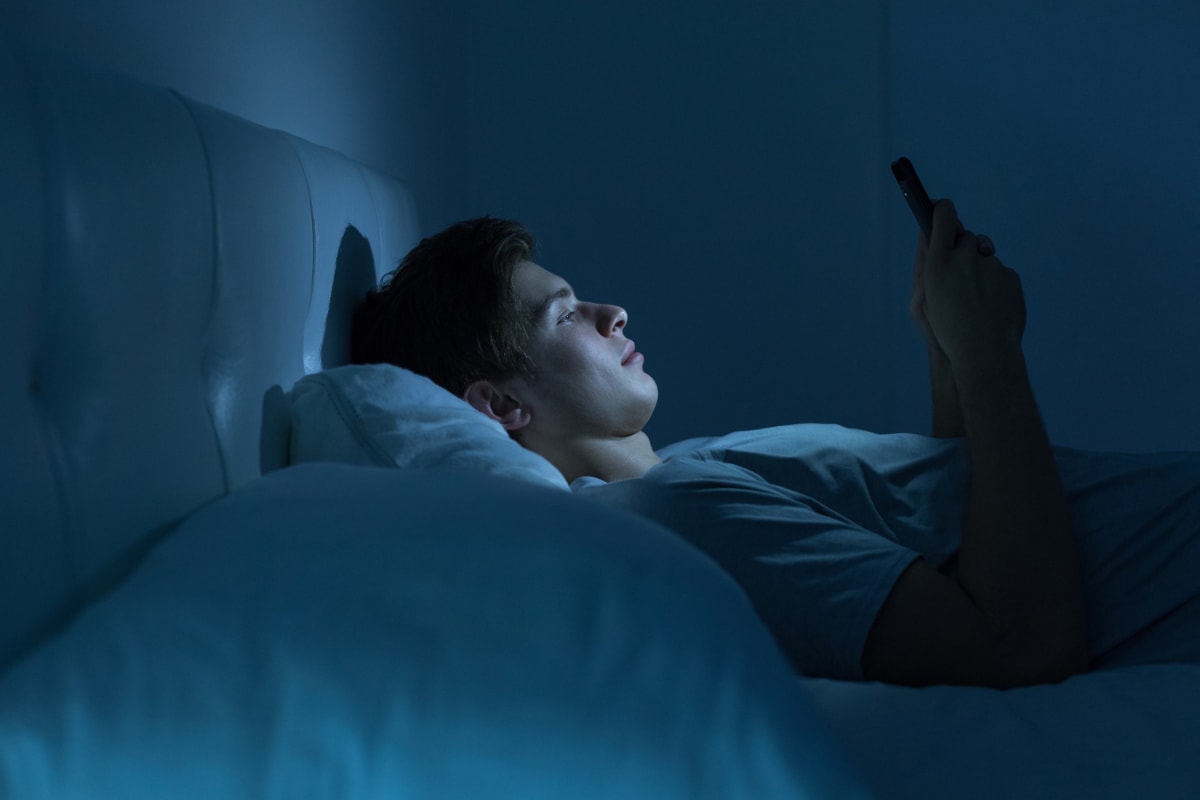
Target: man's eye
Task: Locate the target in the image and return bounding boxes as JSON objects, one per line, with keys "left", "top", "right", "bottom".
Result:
{"left": 557, "top": 309, "right": 577, "bottom": 325}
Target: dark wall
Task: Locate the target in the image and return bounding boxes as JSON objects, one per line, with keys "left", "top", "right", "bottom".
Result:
{"left": 9, "top": 0, "right": 1199, "bottom": 452}
{"left": 886, "top": 1, "right": 1200, "bottom": 452}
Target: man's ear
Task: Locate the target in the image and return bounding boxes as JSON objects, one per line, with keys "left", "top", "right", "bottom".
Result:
{"left": 462, "top": 380, "right": 532, "bottom": 432}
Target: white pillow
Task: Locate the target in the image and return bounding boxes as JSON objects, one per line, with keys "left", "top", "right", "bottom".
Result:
{"left": 286, "top": 363, "right": 569, "bottom": 490}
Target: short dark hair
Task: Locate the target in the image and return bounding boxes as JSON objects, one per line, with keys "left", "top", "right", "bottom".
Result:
{"left": 351, "top": 216, "right": 538, "bottom": 395}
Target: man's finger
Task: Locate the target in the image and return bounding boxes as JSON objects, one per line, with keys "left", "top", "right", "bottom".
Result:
{"left": 929, "top": 199, "right": 959, "bottom": 257}
{"left": 913, "top": 232, "right": 927, "bottom": 285}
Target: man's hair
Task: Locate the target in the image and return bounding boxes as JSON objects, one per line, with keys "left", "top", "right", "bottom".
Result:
{"left": 351, "top": 216, "right": 538, "bottom": 396}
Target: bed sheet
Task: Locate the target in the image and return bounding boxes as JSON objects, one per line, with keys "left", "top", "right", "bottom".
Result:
{"left": 806, "top": 660, "right": 1200, "bottom": 799}
{"left": 0, "top": 464, "right": 865, "bottom": 799}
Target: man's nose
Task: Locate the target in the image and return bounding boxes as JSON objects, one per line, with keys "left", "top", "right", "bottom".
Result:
{"left": 596, "top": 304, "right": 628, "bottom": 336}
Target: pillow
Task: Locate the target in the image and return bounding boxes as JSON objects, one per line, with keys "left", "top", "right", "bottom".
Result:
{"left": 286, "top": 363, "right": 569, "bottom": 490}
{"left": 0, "top": 464, "right": 868, "bottom": 799}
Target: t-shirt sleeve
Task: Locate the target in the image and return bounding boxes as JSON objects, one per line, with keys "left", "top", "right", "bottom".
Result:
{"left": 575, "top": 457, "right": 921, "bottom": 680}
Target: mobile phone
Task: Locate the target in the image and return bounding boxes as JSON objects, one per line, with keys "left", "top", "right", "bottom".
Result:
{"left": 890, "top": 156, "right": 934, "bottom": 239}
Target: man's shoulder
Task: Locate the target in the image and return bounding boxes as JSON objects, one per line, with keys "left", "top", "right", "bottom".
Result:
{"left": 655, "top": 423, "right": 908, "bottom": 462}
{"left": 573, "top": 423, "right": 882, "bottom": 499}
{"left": 571, "top": 447, "right": 790, "bottom": 510}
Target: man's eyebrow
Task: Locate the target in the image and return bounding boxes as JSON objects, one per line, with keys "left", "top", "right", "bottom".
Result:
{"left": 528, "top": 286, "right": 574, "bottom": 320}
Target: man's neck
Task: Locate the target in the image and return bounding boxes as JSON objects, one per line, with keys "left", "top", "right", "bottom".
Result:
{"left": 547, "top": 431, "right": 662, "bottom": 484}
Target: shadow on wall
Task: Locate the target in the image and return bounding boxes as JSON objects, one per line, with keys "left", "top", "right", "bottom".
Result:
{"left": 322, "top": 224, "right": 377, "bottom": 369}
{"left": 890, "top": 76, "right": 1200, "bottom": 451}
{"left": 260, "top": 224, "right": 379, "bottom": 475}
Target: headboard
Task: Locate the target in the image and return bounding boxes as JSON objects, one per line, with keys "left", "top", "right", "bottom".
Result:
{"left": 0, "top": 38, "right": 420, "bottom": 667}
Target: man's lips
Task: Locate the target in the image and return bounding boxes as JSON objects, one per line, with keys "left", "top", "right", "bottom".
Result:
{"left": 621, "top": 340, "right": 641, "bottom": 366}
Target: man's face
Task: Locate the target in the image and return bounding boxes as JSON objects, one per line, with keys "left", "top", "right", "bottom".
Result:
{"left": 505, "top": 260, "right": 658, "bottom": 440}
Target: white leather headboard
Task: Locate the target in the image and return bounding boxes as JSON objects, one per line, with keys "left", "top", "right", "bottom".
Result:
{"left": 0, "top": 39, "right": 419, "bottom": 667}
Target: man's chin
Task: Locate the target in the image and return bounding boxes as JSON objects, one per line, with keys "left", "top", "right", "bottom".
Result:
{"left": 635, "top": 394, "right": 658, "bottom": 431}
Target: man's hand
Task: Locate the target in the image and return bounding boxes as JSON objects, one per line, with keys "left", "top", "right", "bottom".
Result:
{"left": 909, "top": 201, "right": 995, "bottom": 439}
{"left": 920, "top": 200, "right": 1022, "bottom": 369}
{"left": 909, "top": 210, "right": 996, "bottom": 359}
{"left": 909, "top": 232, "right": 944, "bottom": 360}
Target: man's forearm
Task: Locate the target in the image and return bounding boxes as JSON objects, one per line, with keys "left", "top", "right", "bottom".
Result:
{"left": 928, "top": 348, "right": 964, "bottom": 438}
{"left": 952, "top": 351, "right": 1087, "bottom": 679}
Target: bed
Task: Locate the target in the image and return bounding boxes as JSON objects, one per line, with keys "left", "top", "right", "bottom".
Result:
{"left": 1, "top": 39, "right": 1197, "bottom": 799}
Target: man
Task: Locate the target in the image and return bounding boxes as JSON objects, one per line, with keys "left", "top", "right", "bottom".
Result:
{"left": 353, "top": 204, "right": 1199, "bottom": 688}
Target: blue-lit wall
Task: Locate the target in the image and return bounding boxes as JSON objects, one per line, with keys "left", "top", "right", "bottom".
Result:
{"left": 9, "top": 0, "right": 1199, "bottom": 453}
{"left": 4, "top": 0, "right": 449, "bottom": 233}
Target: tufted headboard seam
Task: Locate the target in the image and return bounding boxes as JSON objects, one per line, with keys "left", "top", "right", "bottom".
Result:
{"left": 280, "top": 129, "right": 322, "bottom": 327}
{"left": 173, "top": 88, "right": 239, "bottom": 496}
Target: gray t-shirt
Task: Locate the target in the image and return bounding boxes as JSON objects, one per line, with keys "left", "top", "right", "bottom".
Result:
{"left": 573, "top": 424, "right": 1200, "bottom": 679}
